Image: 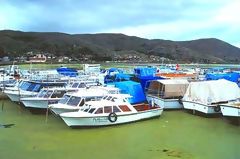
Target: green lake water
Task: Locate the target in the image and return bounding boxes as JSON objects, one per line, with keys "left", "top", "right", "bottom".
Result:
{"left": 0, "top": 99, "right": 239, "bottom": 159}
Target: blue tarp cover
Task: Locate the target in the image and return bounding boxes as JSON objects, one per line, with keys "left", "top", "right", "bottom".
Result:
{"left": 56, "top": 67, "right": 78, "bottom": 77}
{"left": 114, "top": 81, "right": 146, "bottom": 104}
{"left": 108, "top": 68, "right": 123, "bottom": 74}
{"left": 205, "top": 72, "right": 239, "bottom": 83}
{"left": 134, "top": 67, "right": 157, "bottom": 77}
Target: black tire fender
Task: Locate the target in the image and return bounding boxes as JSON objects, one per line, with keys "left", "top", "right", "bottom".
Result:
{"left": 214, "top": 105, "right": 221, "bottom": 112}
{"left": 108, "top": 112, "right": 117, "bottom": 123}
{"left": 178, "top": 97, "right": 183, "bottom": 104}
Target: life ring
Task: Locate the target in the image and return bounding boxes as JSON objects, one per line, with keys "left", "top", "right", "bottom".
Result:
{"left": 108, "top": 112, "right": 117, "bottom": 123}
{"left": 214, "top": 105, "right": 221, "bottom": 112}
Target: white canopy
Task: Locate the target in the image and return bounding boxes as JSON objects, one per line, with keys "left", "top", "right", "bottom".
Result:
{"left": 147, "top": 79, "right": 189, "bottom": 98}
{"left": 183, "top": 79, "right": 240, "bottom": 104}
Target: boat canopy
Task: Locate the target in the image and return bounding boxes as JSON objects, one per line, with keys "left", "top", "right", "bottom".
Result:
{"left": 146, "top": 79, "right": 189, "bottom": 98}
{"left": 183, "top": 79, "right": 240, "bottom": 105}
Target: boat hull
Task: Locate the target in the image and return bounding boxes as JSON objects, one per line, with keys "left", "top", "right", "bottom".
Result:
{"left": 50, "top": 107, "right": 79, "bottom": 115}
{"left": 60, "top": 109, "right": 163, "bottom": 127}
{"left": 22, "top": 99, "right": 59, "bottom": 109}
{"left": 220, "top": 105, "right": 240, "bottom": 117}
{"left": 182, "top": 101, "right": 221, "bottom": 114}
{"left": 146, "top": 95, "right": 183, "bottom": 109}
{"left": 5, "top": 90, "right": 36, "bottom": 102}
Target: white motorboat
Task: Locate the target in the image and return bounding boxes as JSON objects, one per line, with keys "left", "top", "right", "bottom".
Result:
{"left": 182, "top": 79, "right": 240, "bottom": 115}
{"left": 220, "top": 101, "right": 240, "bottom": 117}
{"left": 4, "top": 80, "right": 66, "bottom": 102}
{"left": 146, "top": 79, "right": 189, "bottom": 109}
{"left": 21, "top": 87, "right": 77, "bottom": 109}
{"left": 60, "top": 94, "right": 163, "bottom": 127}
{"left": 49, "top": 86, "right": 120, "bottom": 115}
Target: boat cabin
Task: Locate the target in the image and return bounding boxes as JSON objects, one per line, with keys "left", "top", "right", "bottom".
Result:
{"left": 81, "top": 94, "right": 160, "bottom": 114}
{"left": 37, "top": 88, "right": 76, "bottom": 99}
{"left": 18, "top": 81, "right": 66, "bottom": 92}
{"left": 58, "top": 93, "right": 103, "bottom": 107}
{"left": 146, "top": 79, "right": 189, "bottom": 99}
{"left": 69, "top": 81, "right": 99, "bottom": 89}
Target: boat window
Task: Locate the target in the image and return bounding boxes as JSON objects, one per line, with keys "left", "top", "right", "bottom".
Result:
{"left": 71, "top": 82, "right": 79, "bottom": 88}
{"left": 78, "top": 83, "right": 86, "bottom": 88}
{"left": 79, "top": 98, "right": 85, "bottom": 106}
{"left": 44, "top": 90, "right": 53, "bottom": 98}
{"left": 85, "top": 97, "right": 97, "bottom": 102}
{"left": 111, "top": 97, "right": 117, "bottom": 102}
{"left": 96, "top": 97, "right": 102, "bottom": 100}
{"left": 84, "top": 109, "right": 89, "bottom": 112}
{"left": 102, "top": 96, "right": 108, "bottom": 100}
{"left": 32, "top": 84, "right": 41, "bottom": 92}
{"left": 113, "top": 106, "right": 121, "bottom": 113}
{"left": 119, "top": 105, "right": 131, "bottom": 112}
{"left": 109, "top": 90, "right": 117, "bottom": 94}
{"left": 27, "top": 83, "right": 38, "bottom": 91}
{"left": 88, "top": 108, "right": 95, "bottom": 113}
{"left": 106, "top": 96, "right": 112, "bottom": 101}
{"left": 104, "top": 106, "right": 112, "bottom": 113}
{"left": 38, "top": 90, "right": 47, "bottom": 97}
{"left": 59, "top": 95, "right": 70, "bottom": 104}
{"left": 51, "top": 90, "right": 66, "bottom": 98}
{"left": 95, "top": 108, "right": 103, "bottom": 114}
{"left": 20, "top": 82, "right": 31, "bottom": 90}
{"left": 67, "top": 96, "right": 81, "bottom": 106}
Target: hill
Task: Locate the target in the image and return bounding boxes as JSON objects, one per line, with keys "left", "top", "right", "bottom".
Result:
{"left": 0, "top": 30, "right": 239, "bottom": 63}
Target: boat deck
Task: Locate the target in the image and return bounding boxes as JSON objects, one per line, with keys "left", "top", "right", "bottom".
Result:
{"left": 133, "top": 103, "right": 159, "bottom": 112}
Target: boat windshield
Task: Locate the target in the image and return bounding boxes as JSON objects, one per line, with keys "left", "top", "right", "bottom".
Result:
{"left": 38, "top": 90, "right": 47, "bottom": 97}
{"left": 44, "top": 90, "right": 53, "bottom": 98}
{"left": 19, "top": 82, "right": 31, "bottom": 90}
{"left": 106, "top": 96, "right": 113, "bottom": 101}
{"left": 26, "top": 83, "right": 38, "bottom": 91}
{"left": 32, "top": 84, "right": 41, "bottom": 92}
{"left": 71, "top": 82, "right": 79, "bottom": 88}
{"left": 59, "top": 95, "right": 71, "bottom": 104}
{"left": 85, "top": 96, "right": 100, "bottom": 102}
{"left": 67, "top": 96, "right": 81, "bottom": 106}
{"left": 51, "top": 90, "right": 66, "bottom": 98}
{"left": 78, "top": 83, "right": 86, "bottom": 88}
{"left": 102, "top": 96, "right": 108, "bottom": 100}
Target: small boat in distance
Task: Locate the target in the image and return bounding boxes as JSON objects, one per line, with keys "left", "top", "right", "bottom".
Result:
{"left": 59, "top": 94, "right": 163, "bottom": 127}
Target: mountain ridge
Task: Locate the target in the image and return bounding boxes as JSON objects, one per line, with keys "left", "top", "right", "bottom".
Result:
{"left": 0, "top": 30, "right": 239, "bottom": 63}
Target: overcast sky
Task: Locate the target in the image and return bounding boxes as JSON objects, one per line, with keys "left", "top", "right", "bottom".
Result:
{"left": 0, "top": 0, "right": 239, "bottom": 47}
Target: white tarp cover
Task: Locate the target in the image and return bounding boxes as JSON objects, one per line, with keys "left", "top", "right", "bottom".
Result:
{"left": 183, "top": 79, "right": 240, "bottom": 104}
